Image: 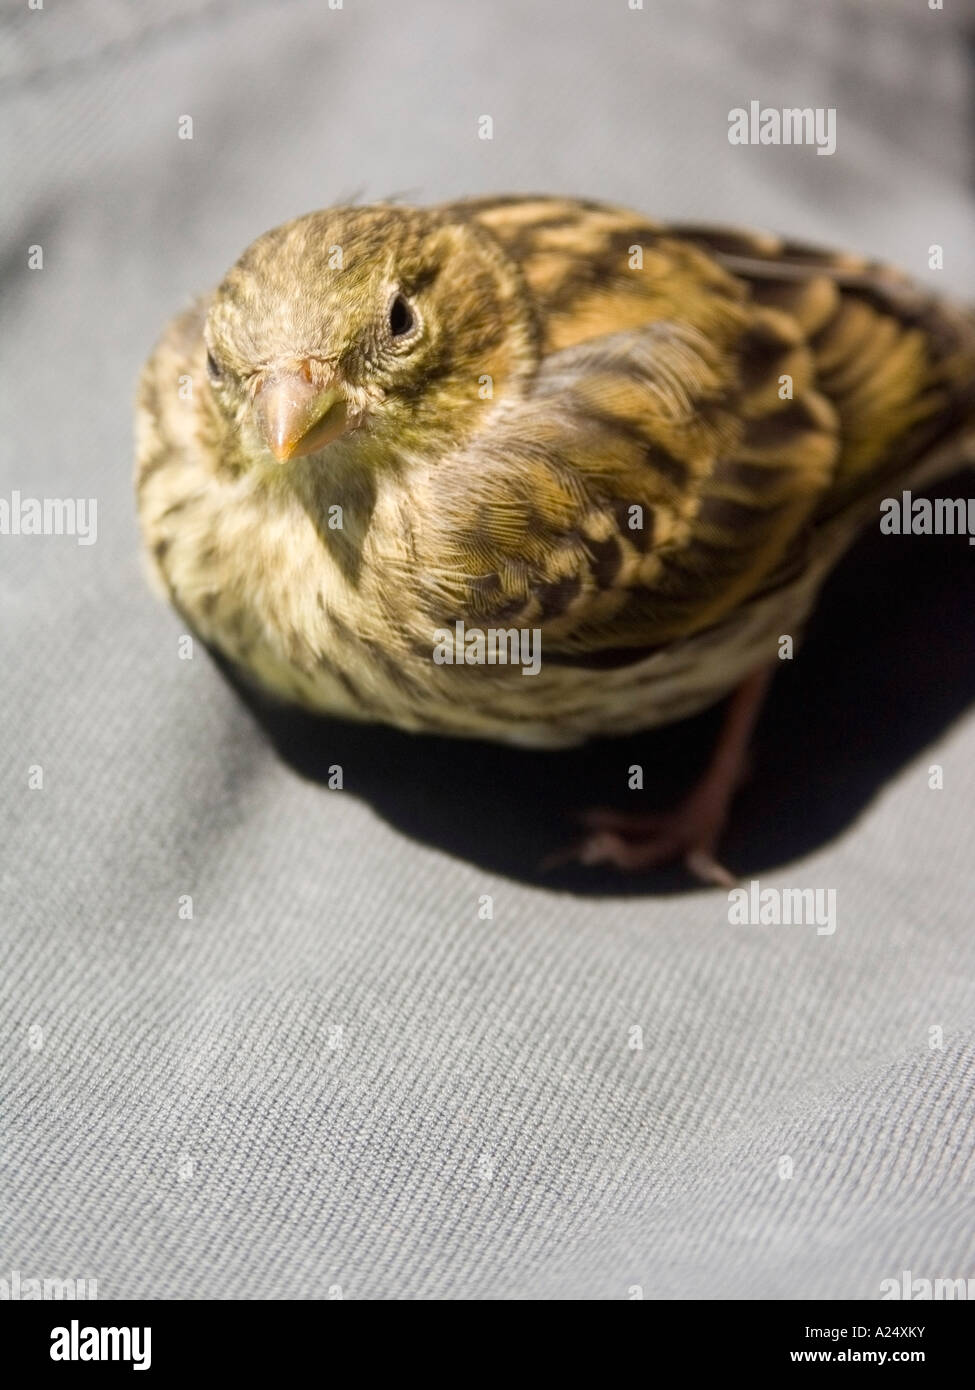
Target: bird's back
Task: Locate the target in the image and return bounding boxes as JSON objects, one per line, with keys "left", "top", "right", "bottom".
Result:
{"left": 459, "top": 196, "right": 975, "bottom": 509}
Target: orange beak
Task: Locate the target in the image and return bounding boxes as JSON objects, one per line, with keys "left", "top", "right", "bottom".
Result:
{"left": 255, "top": 367, "right": 350, "bottom": 462}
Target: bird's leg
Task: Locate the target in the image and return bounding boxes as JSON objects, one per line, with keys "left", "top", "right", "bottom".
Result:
{"left": 547, "top": 667, "right": 773, "bottom": 886}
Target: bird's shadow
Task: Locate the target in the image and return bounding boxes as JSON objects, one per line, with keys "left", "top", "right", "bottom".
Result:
{"left": 224, "top": 470, "right": 975, "bottom": 895}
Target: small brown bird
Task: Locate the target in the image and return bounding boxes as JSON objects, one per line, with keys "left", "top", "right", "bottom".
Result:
{"left": 136, "top": 196, "right": 975, "bottom": 882}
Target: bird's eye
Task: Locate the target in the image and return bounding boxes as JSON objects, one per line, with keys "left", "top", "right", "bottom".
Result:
{"left": 205, "top": 349, "right": 224, "bottom": 382}
{"left": 388, "top": 294, "right": 415, "bottom": 339}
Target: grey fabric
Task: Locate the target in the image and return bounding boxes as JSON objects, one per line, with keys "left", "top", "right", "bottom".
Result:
{"left": 2, "top": 0, "right": 975, "bottom": 1300}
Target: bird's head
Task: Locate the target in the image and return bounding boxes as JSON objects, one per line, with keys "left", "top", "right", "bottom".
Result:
{"left": 202, "top": 204, "right": 537, "bottom": 470}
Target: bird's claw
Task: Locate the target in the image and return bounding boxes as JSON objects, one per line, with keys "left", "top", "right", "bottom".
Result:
{"left": 540, "top": 803, "right": 737, "bottom": 887}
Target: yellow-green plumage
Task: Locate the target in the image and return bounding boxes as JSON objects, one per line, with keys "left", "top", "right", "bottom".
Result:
{"left": 136, "top": 196, "right": 975, "bottom": 752}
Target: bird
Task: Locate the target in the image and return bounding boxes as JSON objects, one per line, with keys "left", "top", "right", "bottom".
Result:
{"left": 135, "top": 195, "right": 975, "bottom": 884}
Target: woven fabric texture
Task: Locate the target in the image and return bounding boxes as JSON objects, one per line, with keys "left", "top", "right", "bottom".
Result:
{"left": 2, "top": 0, "right": 974, "bottom": 1299}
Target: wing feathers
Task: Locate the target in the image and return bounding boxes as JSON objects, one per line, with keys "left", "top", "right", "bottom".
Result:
{"left": 439, "top": 197, "right": 975, "bottom": 650}
{"left": 415, "top": 310, "right": 839, "bottom": 656}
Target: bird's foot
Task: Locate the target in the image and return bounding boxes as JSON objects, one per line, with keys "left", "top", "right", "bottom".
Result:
{"left": 540, "top": 669, "right": 772, "bottom": 887}
{"left": 541, "top": 791, "right": 737, "bottom": 887}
